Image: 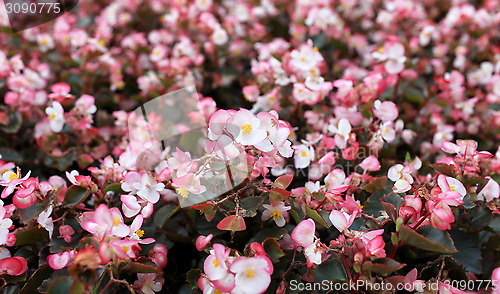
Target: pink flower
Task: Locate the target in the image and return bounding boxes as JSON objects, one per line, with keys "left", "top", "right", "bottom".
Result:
{"left": 372, "top": 43, "right": 406, "bottom": 74}
{"left": 133, "top": 273, "right": 164, "bottom": 294}
{"left": 359, "top": 155, "right": 381, "bottom": 172}
{"left": 227, "top": 109, "right": 267, "bottom": 146}
{"left": 373, "top": 100, "right": 399, "bottom": 122}
{"left": 437, "top": 175, "right": 466, "bottom": 198}
{"left": 80, "top": 204, "right": 130, "bottom": 238}
{"left": 329, "top": 210, "right": 358, "bottom": 232}
{"left": 59, "top": 225, "right": 75, "bottom": 243}
{"left": 129, "top": 215, "right": 155, "bottom": 244}
{"left": 230, "top": 257, "right": 272, "bottom": 294}
{"left": 47, "top": 251, "right": 73, "bottom": 270}
{"left": 204, "top": 244, "right": 235, "bottom": 292}
{"left": 328, "top": 118, "right": 351, "bottom": 149}
{"left": 1, "top": 169, "right": 31, "bottom": 198}
{"left": 291, "top": 219, "right": 315, "bottom": 247}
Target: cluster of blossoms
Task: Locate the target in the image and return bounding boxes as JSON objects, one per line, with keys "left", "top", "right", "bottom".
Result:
{"left": 197, "top": 240, "right": 273, "bottom": 294}
{"left": 0, "top": 0, "right": 499, "bottom": 293}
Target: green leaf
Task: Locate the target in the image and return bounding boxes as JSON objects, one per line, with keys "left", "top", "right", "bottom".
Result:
{"left": 314, "top": 258, "right": 347, "bottom": 282}
{"left": 123, "top": 262, "right": 160, "bottom": 273}
{"left": 154, "top": 205, "right": 179, "bottom": 227}
{"left": 263, "top": 238, "right": 285, "bottom": 263}
{"left": 450, "top": 229, "right": 482, "bottom": 274}
{"left": 361, "top": 177, "right": 389, "bottom": 193}
{"left": 399, "top": 224, "right": 457, "bottom": 253}
{"left": 363, "top": 187, "right": 393, "bottom": 218}
{"left": 404, "top": 88, "right": 425, "bottom": 104}
{"left": 15, "top": 227, "right": 49, "bottom": 246}
{"left": 103, "top": 183, "right": 124, "bottom": 195}
{"left": 47, "top": 276, "right": 73, "bottom": 294}
{"left": 363, "top": 258, "right": 405, "bottom": 275}
{"left": 305, "top": 205, "right": 328, "bottom": 228}
{"left": 62, "top": 186, "right": 89, "bottom": 207}
{"left": 240, "top": 196, "right": 263, "bottom": 217}
{"left": 21, "top": 265, "right": 54, "bottom": 294}
{"left": 0, "top": 148, "right": 22, "bottom": 162}
{"left": 249, "top": 228, "right": 287, "bottom": 243}
{"left": 462, "top": 176, "right": 489, "bottom": 187}
{"left": 429, "top": 163, "right": 459, "bottom": 178}
{"left": 19, "top": 197, "right": 51, "bottom": 224}
{"left": 0, "top": 111, "right": 22, "bottom": 133}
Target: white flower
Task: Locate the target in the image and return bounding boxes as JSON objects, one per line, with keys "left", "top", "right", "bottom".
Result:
{"left": 328, "top": 118, "right": 351, "bottom": 149}
{"left": 133, "top": 174, "right": 165, "bottom": 203}
{"left": 261, "top": 202, "right": 290, "bottom": 227}
{"left": 289, "top": 44, "right": 323, "bottom": 71}
{"left": 294, "top": 145, "right": 314, "bottom": 169}
{"left": 212, "top": 28, "right": 229, "bottom": 46}
{"left": 227, "top": 109, "right": 267, "bottom": 146}
{"left": 65, "top": 170, "right": 79, "bottom": 185}
{"left": 45, "top": 101, "right": 65, "bottom": 133}
{"left": 38, "top": 206, "right": 54, "bottom": 238}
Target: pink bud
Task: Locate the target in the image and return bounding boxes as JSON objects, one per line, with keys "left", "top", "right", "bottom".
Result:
{"left": 195, "top": 234, "right": 213, "bottom": 251}
{"left": 0, "top": 257, "right": 27, "bottom": 276}
{"left": 291, "top": 219, "right": 315, "bottom": 247}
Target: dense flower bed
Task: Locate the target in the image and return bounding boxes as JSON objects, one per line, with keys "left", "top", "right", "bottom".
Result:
{"left": 0, "top": 0, "right": 499, "bottom": 293}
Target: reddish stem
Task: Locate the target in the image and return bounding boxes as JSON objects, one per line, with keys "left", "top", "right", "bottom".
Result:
{"left": 412, "top": 212, "right": 431, "bottom": 230}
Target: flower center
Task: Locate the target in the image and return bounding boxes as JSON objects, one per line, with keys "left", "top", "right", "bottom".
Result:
{"left": 212, "top": 258, "right": 220, "bottom": 267}
{"left": 8, "top": 173, "right": 19, "bottom": 181}
{"left": 270, "top": 210, "right": 282, "bottom": 220}
{"left": 241, "top": 124, "right": 253, "bottom": 135}
{"left": 113, "top": 218, "right": 120, "bottom": 226}
{"left": 135, "top": 229, "right": 144, "bottom": 238}
{"left": 176, "top": 187, "right": 189, "bottom": 198}
{"left": 49, "top": 113, "right": 56, "bottom": 119}
{"left": 301, "top": 151, "right": 308, "bottom": 157}
{"left": 245, "top": 268, "right": 256, "bottom": 278}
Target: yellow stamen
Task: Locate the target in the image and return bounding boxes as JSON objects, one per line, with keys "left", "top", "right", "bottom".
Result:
{"left": 176, "top": 187, "right": 189, "bottom": 198}
{"left": 241, "top": 124, "right": 253, "bottom": 135}
{"left": 49, "top": 113, "right": 56, "bottom": 119}
{"left": 8, "top": 173, "right": 19, "bottom": 181}
{"left": 212, "top": 258, "right": 220, "bottom": 267}
{"left": 245, "top": 269, "right": 256, "bottom": 278}
{"left": 113, "top": 218, "right": 120, "bottom": 226}
{"left": 122, "top": 246, "right": 129, "bottom": 253}
{"left": 270, "top": 210, "right": 283, "bottom": 220}
{"left": 135, "top": 229, "right": 144, "bottom": 238}
{"left": 301, "top": 151, "right": 308, "bottom": 157}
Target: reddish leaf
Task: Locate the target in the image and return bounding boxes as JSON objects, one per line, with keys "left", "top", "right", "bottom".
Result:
{"left": 263, "top": 238, "right": 285, "bottom": 263}
{"left": 192, "top": 203, "right": 217, "bottom": 222}
{"left": 274, "top": 174, "right": 293, "bottom": 189}
{"left": 217, "top": 215, "right": 246, "bottom": 231}
{"left": 361, "top": 176, "right": 389, "bottom": 193}
{"left": 429, "top": 163, "right": 459, "bottom": 178}
{"left": 363, "top": 258, "right": 405, "bottom": 275}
